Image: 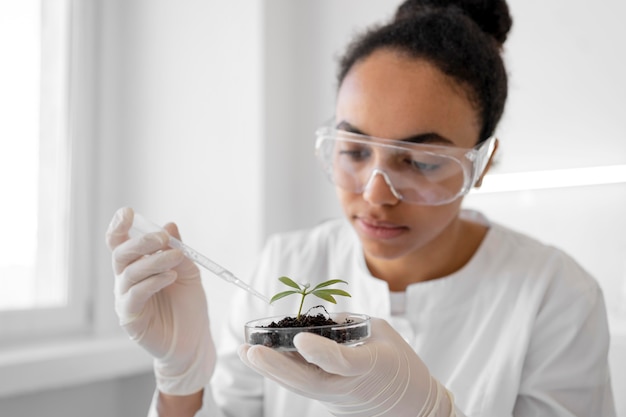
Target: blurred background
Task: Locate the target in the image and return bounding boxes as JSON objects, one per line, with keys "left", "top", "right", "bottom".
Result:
{"left": 1, "top": 0, "right": 624, "bottom": 415}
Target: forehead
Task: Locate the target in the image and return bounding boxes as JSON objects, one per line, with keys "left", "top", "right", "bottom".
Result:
{"left": 336, "top": 49, "right": 480, "bottom": 147}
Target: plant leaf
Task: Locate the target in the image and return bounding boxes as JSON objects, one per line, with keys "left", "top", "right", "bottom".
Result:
{"left": 312, "top": 291, "right": 337, "bottom": 304}
{"left": 278, "top": 276, "right": 301, "bottom": 290}
{"left": 314, "top": 288, "right": 351, "bottom": 298}
{"left": 312, "top": 289, "right": 352, "bottom": 304}
{"left": 311, "top": 279, "right": 348, "bottom": 291}
{"left": 319, "top": 288, "right": 351, "bottom": 297}
{"left": 270, "top": 290, "right": 299, "bottom": 304}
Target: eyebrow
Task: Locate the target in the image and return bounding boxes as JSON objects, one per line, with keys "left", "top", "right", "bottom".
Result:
{"left": 336, "top": 120, "right": 454, "bottom": 145}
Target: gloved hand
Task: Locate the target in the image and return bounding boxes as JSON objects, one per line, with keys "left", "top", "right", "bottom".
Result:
{"left": 105, "top": 207, "right": 216, "bottom": 395}
{"left": 239, "top": 318, "right": 455, "bottom": 417}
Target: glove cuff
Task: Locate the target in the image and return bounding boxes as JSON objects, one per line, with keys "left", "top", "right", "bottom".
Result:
{"left": 419, "top": 376, "right": 455, "bottom": 417}
{"left": 154, "top": 329, "right": 216, "bottom": 396}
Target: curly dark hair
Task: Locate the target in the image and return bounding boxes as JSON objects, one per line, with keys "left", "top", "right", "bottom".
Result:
{"left": 338, "top": 0, "right": 512, "bottom": 143}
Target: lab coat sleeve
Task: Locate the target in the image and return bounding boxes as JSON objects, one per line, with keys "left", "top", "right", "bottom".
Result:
{"left": 146, "top": 387, "right": 225, "bottom": 417}
{"left": 454, "top": 405, "right": 469, "bottom": 417}
{"left": 513, "top": 278, "right": 615, "bottom": 416}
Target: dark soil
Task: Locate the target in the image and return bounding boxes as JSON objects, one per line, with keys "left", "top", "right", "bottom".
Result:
{"left": 267, "top": 313, "right": 338, "bottom": 328}
{"left": 248, "top": 308, "right": 368, "bottom": 349}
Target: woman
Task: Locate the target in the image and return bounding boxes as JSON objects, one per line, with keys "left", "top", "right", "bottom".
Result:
{"left": 106, "top": 1, "right": 616, "bottom": 415}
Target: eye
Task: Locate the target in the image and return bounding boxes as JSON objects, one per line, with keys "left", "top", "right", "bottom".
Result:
{"left": 407, "top": 158, "right": 441, "bottom": 172}
{"left": 337, "top": 144, "right": 371, "bottom": 161}
{"left": 397, "top": 150, "right": 442, "bottom": 172}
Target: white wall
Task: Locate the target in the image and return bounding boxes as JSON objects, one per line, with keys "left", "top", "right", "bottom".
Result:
{"left": 496, "top": 0, "right": 626, "bottom": 172}
{"left": 102, "top": 0, "right": 265, "bottom": 269}
{"left": 94, "top": 0, "right": 264, "bottom": 332}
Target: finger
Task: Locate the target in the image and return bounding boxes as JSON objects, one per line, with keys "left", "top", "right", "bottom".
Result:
{"left": 117, "top": 270, "right": 177, "bottom": 320}
{"left": 111, "top": 231, "right": 172, "bottom": 275}
{"left": 105, "top": 207, "right": 134, "bottom": 250}
{"left": 294, "top": 332, "right": 374, "bottom": 377}
{"left": 238, "top": 344, "right": 289, "bottom": 381}
{"left": 239, "top": 345, "right": 309, "bottom": 374}
{"left": 164, "top": 222, "right": 181, "bottom": 240}
{"left": 238, "top": 345, "right": 326, "bottom": 398}
{"left": 161, "top": 223, "right": 200, "bottom": 278}
{"left": 116, "top": 248, "right": 185, "bottom": 294}
{"left": 238, "top": 344, "right": 263, "bottom": 372}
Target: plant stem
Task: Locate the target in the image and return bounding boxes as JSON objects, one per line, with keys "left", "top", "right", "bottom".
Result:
{"left": 297, "top": 292, "right": 306, "bottom": 320}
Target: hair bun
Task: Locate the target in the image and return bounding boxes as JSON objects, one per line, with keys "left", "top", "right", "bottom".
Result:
{"left": 394, "top": 0, "right": 512, "bottom": 46}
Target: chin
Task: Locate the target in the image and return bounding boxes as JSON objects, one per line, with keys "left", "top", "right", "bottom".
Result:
{"left": 360, "top": 237, "right": 416, "bottom": 261}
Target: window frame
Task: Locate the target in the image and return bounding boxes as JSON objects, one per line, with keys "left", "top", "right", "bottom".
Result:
{"left": 0, "top": 0, "right": 154, "bottom": 399}
{"left": 0, "top": 0, "right": 91, "bottom": 344}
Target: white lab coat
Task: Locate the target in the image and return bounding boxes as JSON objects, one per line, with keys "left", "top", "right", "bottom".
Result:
{"left": 150, "top": 211, "right": 616, "bottom": 417}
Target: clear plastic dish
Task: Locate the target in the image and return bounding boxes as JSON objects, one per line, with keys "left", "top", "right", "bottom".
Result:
{"left": 245, "top": 312, "right": 371, "bottom": 351}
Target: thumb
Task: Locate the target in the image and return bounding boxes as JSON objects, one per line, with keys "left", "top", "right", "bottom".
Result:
{"left": 293, "top": 332, "right": 374, "bottom": 377}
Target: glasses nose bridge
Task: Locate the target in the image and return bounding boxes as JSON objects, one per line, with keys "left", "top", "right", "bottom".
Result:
{"left": 364, "top": 168, "right": 404, "bottom": 201}
{"left": 363, "top": 144, "right": 396, "bottom": 176}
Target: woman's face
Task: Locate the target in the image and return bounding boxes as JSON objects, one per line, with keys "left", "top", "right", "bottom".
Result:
{"left": 335, "top": 49, "right": 482, "bottom": 263}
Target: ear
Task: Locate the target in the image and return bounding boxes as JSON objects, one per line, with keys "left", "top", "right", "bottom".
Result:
{"left": 474, "top": 138, "right": 499, "bottom": 188}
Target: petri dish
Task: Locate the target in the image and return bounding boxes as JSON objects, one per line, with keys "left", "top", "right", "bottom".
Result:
{"left": 245, "top": 312, "right": 370, "bottom": 351}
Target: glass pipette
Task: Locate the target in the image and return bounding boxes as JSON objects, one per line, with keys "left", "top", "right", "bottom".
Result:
{"left": 129, "top": 212, "right": 270, "bottom": 304}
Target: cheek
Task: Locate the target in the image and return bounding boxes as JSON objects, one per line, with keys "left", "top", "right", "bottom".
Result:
{"left": 409, "top": 203, "right": 460, "bottom": 239}
{"left": 335, "top": 187, "right": 355, "bottom": 216}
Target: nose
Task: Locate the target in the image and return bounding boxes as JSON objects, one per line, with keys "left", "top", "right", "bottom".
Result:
{"left": 362, "top": 169, "right": 403, "bottom": 205}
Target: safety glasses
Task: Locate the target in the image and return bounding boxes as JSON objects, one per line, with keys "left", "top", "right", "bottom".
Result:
{"left": 315, "top": 126, "right": 496, "bottom": 206}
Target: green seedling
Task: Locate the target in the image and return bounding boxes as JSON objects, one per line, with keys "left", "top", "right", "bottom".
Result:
{"left": 270, "top": 276, "right": 351, "bottom": 320}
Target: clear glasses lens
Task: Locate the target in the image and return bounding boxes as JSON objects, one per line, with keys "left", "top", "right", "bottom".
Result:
{"left": 315, "top": 130, "right": 492, "bottom": 206}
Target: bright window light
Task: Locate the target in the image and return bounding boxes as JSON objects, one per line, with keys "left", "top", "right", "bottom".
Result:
{"left": 475, "top": 165, "right": 626, "bottom": 194}
{"left": 0, "top": 1, "right": 70, "bottom": 311}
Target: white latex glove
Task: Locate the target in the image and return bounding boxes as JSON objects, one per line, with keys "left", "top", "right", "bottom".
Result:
{"left": 239, "top": 318, "right": 455, "bottom": 417}
{"left": 105, "top": 207, "right": 216, "bottom": 395}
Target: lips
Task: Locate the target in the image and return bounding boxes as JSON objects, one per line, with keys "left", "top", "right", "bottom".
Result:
{"left": 355, "top": 217, "right": 408, "bottom": 240}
